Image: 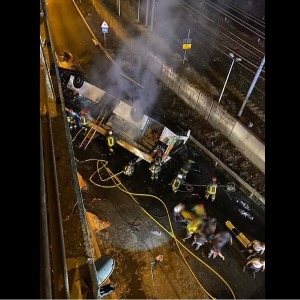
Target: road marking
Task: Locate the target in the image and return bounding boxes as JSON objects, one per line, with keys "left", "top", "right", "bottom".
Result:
{"left": 92, "top": 38, "right": 98, "bottom": 45}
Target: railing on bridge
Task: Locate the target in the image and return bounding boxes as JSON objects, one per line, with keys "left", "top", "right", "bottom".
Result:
{"left": 40, "top": 0, "right": 101, "bottom": 297}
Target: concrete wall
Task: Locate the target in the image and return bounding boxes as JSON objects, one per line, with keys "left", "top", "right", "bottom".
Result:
{"left": 146, "top": 54, "right": 265, "bottom": 173}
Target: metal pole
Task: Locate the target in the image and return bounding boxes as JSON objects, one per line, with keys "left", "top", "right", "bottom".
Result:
{"left": 182, "top": 28, "right": 190, "bottom": 64}
{"left": 103, "top": 33, "right": 106, "bottom": 47}
{"left": 150, "top": 0, "right": 155, "bottom": 31}
{"left": 218, "top": 58, "right": 235, "bottom": 104}
{"left": 118, "top": 0, "right": 121, "bottom": 17}
{"left": 145, "top": 0, "right": 149, "bottom": 26}
{"left": 137, "top": 0, "right": 140, "bottom": 22}
{"left": 238, "top": 56, "right": 265, "bottom": 117}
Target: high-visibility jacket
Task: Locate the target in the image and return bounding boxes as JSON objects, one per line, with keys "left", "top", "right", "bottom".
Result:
{"left": 172, "top": 177, "right": 182, "bottom": 192}
{"left": 149, "top": 163, "right": 161, "bottom": 174}
{"left": 107, "top": 136, "right": 115, "bottom": 147}
{"left": 80, "top": 116, "right": 88, "bottom": 126}
{"left": 206, "top": 183, "right": 218, "bottom": 195}
{"left": 67, "top": 116, "right": 72, "bottom": 123}
{"left": 192, "top": 205, "right": 206, "bottom": 218}
{"left": 187, "top": 218, "right": 202, "bottom": 233}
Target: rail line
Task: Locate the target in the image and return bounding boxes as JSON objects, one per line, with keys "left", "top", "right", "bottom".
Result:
{"left": 178, "top": 0, "right": 265, "bottom": 79}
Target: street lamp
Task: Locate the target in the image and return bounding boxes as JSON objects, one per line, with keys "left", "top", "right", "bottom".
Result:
{"left": 218, "top": 53, "right": 242, "bottom": 104}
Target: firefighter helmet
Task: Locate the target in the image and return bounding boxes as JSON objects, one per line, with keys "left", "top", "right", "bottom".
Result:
{"left": 108, "top": 130, "right": 113, "bottom": 135}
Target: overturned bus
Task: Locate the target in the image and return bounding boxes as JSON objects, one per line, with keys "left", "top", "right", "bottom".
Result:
{"left": 57, "top": 53, "right": 190, "bottom": 165}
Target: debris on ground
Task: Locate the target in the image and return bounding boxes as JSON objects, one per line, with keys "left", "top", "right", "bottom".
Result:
{"left": 86, "top": 212, "right": 110, "bottom": 232}
{"left": 77, "top": 171, "right": 88, "bottom": 190}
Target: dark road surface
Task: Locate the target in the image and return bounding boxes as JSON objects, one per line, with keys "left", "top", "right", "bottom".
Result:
{"left": 47, "top": 0, "right": 140, "bottom": 101}
{"left": 70, "top": 125, "right": 265, "bottom": 299}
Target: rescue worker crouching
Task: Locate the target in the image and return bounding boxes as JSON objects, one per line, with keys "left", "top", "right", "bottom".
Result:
{"left": 171, "top": 160, "right": 195, "bottom": 193}
{"left": 171, "top": 173, "right": 183, "bottom": 193}
{"left": 106, "top": 130, "right": 115, "bottom": 154}
{"left": 149, "top": 157, "right": 162, "bottom": 180}
{"left": 205, "top": 177, "right": 218, "bottom": 202}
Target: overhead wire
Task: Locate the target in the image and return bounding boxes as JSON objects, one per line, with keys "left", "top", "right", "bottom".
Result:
{"left": 210, "top": 0, "right": 265, "bottom": 26}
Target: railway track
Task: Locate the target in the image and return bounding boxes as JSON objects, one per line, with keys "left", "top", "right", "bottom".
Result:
{"left": 179, "top": 0, "right": 265, "bottom": 77}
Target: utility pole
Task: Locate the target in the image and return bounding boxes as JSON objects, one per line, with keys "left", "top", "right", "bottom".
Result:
{"left": 117, "top": 0, "right": 120, "bottom": 17}
{"left": 182, "top": 28, "right": 190, "bottom": 64}
{"left": 218, "top": 53, "right": 241, "bottom": 104}
{"left": 137, "top": 0, "right": 140, "bottom": 22}
{"left": 150, "top": 0, "right": 155, "bottom": 31}
{"left": 238, "top": 56, "right": 265, "bottom": 117}
{"left": 145, "top": 0, "right": 149, "bottom": 26}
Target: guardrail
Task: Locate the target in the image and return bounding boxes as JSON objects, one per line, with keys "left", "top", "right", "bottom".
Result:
{"left": 41, "top": 0, "right": 101, "bottom": 297}
{"left": 189, "top": 135, "right": 265, "bottom": 208}
{"left": 40, "top": 116, "right": 53, "bottom": 299}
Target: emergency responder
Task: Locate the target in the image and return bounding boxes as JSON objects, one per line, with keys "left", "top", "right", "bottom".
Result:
{"left": 67, "top": 109, "right": 77, "bottom": 130}
{"left": 79, "top": 110, "right": 88, "bottom": 132}
{"left": 182, "top": 217, "right": 203, "bottom": 242}
{"left": 106, "top": 130, "right": 115, "bottom": 154}
{"left": 171, "top": 173, "right": 183, "bottom": 193}
{"left": 149, "top": 157, "right": 162, "bottom": 180}
{"left": 171, "top": 159, "right": 195, "bottom": 193}
{"left": 191, "top": 204, "right": 206, "bottom": 219}
{"left": 208, "top": 231, "right": 232, "bottom": 260}
{"left": 243, "top": 257, "right": 265, "bottom": 278}
{"left": 205, "top": 177, "right": 218, "bottom": 202}
{"left": 124, "top": 161, "right": 135, "bottom": 176}
{"left": 241, "top": 240, "right": 265, "bottom": 259}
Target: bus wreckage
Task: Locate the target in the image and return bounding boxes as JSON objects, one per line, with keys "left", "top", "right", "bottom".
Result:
{"left": 57, "top": 52, "right": 190, "bottom": 168}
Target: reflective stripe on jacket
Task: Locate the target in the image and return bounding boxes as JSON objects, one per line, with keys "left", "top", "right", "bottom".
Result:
{"left": 172, "top": 178, "right": 181, "bottom": 190}
{"left": 107, "top": 136, "right": 115, "bottom": 147}
{"left": 207, "top": 183, "right": 217, "bottom": 194}
{"left": 80, "top": 116, "right": 88, "bottom": 125}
